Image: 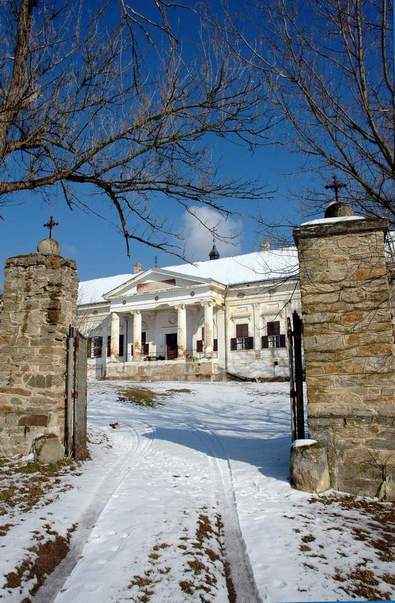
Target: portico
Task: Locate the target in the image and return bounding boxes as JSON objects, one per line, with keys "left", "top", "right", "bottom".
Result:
{"left": 107, "top": 300, "right": 219, "bottom": 362}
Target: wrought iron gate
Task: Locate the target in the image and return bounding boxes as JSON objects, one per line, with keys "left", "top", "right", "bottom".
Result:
{"left": 66, "top": 327, "right": 88, "bottom": 459}
{"left": 287, "top": 311, "right": 305, "bottom": 442}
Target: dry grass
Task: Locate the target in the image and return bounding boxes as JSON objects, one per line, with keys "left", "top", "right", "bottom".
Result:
{"left": 117, "top": 387, "right": 167, "bottom": 407}
{"left": 0, "top": 457, "right": 77, "bottom": 515}
{"left": 301, "top": 494, "right": 395, "bottom": 600}
{"left": 4, "top": 524, "right": 77, "bottom": 596}
{"left": 128, "top": 509, "right": 234, "bottom": 602}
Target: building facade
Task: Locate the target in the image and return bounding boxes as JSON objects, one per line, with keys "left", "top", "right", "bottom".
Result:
{"left": 78, "top": 248, "right": 300, "bottom": 381}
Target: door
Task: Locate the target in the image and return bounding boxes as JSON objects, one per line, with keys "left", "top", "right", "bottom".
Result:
{"left": 166, "top": 333, "right": 178, "bottom": 359}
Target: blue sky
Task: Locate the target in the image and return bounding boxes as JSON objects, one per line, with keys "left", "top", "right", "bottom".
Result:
{"left": 0, "top": 140, "right": 320, "bottom": 283}
{"left": 0, "top": 1, "right": 327, "bottom": 285}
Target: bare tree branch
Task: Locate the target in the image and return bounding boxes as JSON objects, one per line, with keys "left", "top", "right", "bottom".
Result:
{"left": 0, "top": 0, "right": 270, "bottom": 256}
{"left": 222, "top": 0, "right": 394, "bottom": 224}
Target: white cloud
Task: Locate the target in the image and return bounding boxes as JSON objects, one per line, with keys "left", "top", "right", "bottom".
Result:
{"left": 181, "top": 206, "right": 242, "bottom": 262}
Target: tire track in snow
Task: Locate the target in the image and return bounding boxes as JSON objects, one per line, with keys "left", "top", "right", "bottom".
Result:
{"left": 35, "top": 422, "right": 155, "bottom": 603}
{"left": 190, "top": 426, "right": 263, "bottom": 603}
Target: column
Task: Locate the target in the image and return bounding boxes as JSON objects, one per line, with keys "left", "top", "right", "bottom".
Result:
{"left": 253, "top": 303, "right": 261, "bottom": 352}
{"left": 126, "top": 313, "right": 133, "bottom": 360}
{"left": 110, "top": 312, "right": 119, "bottom": 359}
{"left": 101, "top": 317, "right": 108, "bottom": 361}
{"left": 177, "top": 304, "right": 187, "bottom": 358}
{"left": 132, "top": 310, "right": 142, "bottom": 360}
{"left": 203, "top": 301, "right": 214, "bottom": 356}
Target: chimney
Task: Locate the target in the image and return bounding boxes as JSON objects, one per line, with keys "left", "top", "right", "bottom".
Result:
{"left": 260, "top": 240, "right": 271, "bottom": 252}
{"left": 133, "top": 262, "right": 142, "bottom": 274}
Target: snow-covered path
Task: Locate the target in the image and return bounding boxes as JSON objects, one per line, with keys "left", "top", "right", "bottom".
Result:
{"left": 53, "top": 382, "right": 267, "bottom": 603}
{"left": 2, "top": 381, "right": 394, "bottom": 602}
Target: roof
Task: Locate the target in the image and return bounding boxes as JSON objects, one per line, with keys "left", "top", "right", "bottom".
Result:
{"left": 78, "top": 247, "right": 299, "bottom": 305}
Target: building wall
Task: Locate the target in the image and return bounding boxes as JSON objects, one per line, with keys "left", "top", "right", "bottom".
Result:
{"left": 79, "top": 278, "right": 300, "bottom": 381}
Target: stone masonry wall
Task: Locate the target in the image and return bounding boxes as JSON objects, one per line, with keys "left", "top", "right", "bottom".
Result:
{"left": 294, "top": 218, "right": 395, "bottom": 498}
{"left": 0, "top": 253, "right": 77, "bottom": 457}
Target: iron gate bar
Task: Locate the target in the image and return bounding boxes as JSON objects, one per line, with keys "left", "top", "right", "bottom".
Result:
{"left": 287, "top": 317, "right": 297, "bottom": 442}
{"left": 287, "top": 312, "right": 305, "bottom": 442}
{"left": 293, "top": 311, "right": 305, "bottom": 440}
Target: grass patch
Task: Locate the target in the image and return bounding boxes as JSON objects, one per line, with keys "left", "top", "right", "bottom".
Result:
{"left": 187, "top": 559, "right": 206, "bottom": 574}
{"left": 301, "top": 534, "right": 315, "bottom": 543}
{"left": 4, "top": 526, "right": 76, "bottom": 596}
{"left": 0, "top": 457, "right": 79, "bottom": 515}
{"left": 179, "top": 580, "right": 194, "bottom": 594}
{"left": 15, "top": 458, "right": 75, "bottom": 475}
{"left": 117, "top": 387, "right": 166, "bottom": 407}
{"left": 0, "top": 523, "right": 13, "bottom": 536}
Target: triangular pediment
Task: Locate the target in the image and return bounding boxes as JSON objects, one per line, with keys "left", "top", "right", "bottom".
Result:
{"left": 103, "top": 268, "right": 215, "bottom": 300}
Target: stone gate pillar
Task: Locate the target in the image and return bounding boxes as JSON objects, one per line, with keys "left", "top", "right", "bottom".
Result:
{"left": 0, "top": 238, "right": 78, "bottom": 457}
{"left": 294, "top": 208, "right": 395, "bottom": 498}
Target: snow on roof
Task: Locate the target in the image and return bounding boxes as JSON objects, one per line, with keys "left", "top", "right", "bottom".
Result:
{"left": 79, "top": 273, "right": 132, "bottom": 305}
{"left": 164, "top": 248, "right": 298, "bottom": 285}
{"left": 301, "top": 215, "right": 365, "bottom": 226}
{"left": 78, "top": 247, "right": 298, "bottom": 305}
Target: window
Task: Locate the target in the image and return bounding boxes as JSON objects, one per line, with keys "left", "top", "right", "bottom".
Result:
{"left": 213, "top": 339, "right": 218, "bottom": 352}
{"left": 267, "top": 321, "right": 280, "bottom": 336}
{"left": 107, "top": 336, "right": 111, "bottom": 357}
{"left": 142, "top": 332, "right": 149, "bottom": 355}
{"left": 231, "top": 323, "right": 253, "bottom": 351}
{"left": 88, "top": 336, "right": 102, "bottom": 358}
{"left": 262, "top": 321, "right": 286, "bottom": 349}
{"left": 196, "top": 340, "right": 203, "bottom": 353}
{"left": 236, "top": 323, "right": 249, "bottom": 338}
{"left": 119, "top": 334, "right": 124, "bottom": 356}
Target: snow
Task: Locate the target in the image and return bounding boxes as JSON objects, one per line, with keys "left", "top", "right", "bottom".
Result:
{"left": 78, "top": 273, "right": 133, "bottom": 305}
{"left": 1, "top": 382, "right": 394, "bottom": 602}
{"left": 0, "top": 382, "right": 395, "bottom": 603}
{"left": 301, "top": 215, "right": 365, "bottom": 226}
{"left": 163, "top": 248, "right": 298, "bottom": 286}
{"left": 292, "top": 438, "right": 317, "bottom": 448}
{"left": 78, "top": 248, "right": 299, "bottom": 304}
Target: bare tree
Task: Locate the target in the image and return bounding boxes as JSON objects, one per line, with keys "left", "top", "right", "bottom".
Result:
{"left": 0, "top": 0, "right": 270, "bottom": 256}
{"left": 223, "top": 0, "right": 394, "bottom": 224}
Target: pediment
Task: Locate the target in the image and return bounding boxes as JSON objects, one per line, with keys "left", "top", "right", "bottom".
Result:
{"left": 103, "top": 268, "right": 212, "bottom": 300}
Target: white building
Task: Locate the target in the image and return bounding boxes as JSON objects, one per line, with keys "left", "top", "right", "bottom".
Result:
{"left": 78, "top": 245, "right": 300, "bottom": 381}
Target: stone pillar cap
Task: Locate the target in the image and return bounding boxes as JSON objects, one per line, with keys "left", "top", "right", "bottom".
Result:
{"left": 324, "top": 201, "right": 353, "bottom": 218}
{"left": 37, "top": 238, "right": 61, "bottom": 255}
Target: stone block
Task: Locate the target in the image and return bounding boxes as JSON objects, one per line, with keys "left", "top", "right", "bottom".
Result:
{"left": 34, "top": 435, "right": 65, "bottom": 464}
{"left": 18, "top": 414, "right": 49, "bottom": 427}
{"left": 290, "top": 440, "right": 330, "bottom": 493}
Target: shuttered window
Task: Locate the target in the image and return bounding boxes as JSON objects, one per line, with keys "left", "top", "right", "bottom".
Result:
{"left": 236, "top": 323, "right": 249, "bottom": 338}
{"left": 230, "top": 336, "right": 253, "bottom": 351}
{"left": 267, "top": 321, "right": 280, "bottom": 336}
{"left": 232, "top": 323, "right": 253, "bottom": 350}
{"left": 262, "top": 333, "right": 286, "bottom": 349}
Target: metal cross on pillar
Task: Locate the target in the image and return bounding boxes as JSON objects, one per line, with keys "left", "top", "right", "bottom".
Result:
{"left": 43, "top": 216, "right": 59, "bottom": 239}
{"left": 324, "top": 175, "right": 346, "bottom": 203}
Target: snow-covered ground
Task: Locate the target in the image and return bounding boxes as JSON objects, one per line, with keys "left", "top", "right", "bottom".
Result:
{"left": 0, "top": 381, "right": 394, "bottom": 602}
